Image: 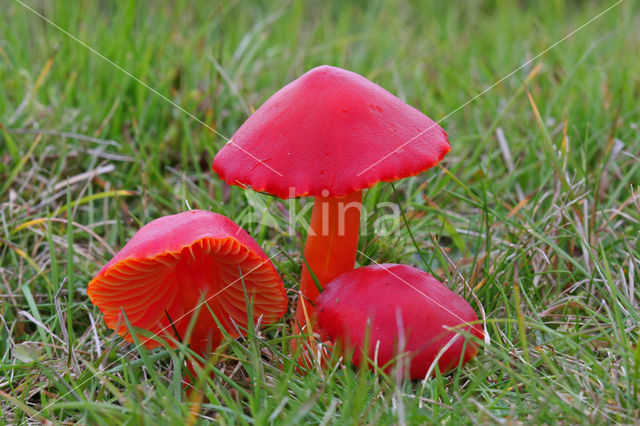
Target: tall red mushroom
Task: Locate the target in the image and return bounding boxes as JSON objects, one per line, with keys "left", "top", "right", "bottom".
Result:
{"left": 316, "top": 264, "right": 483, "bottom": 378}
{"left": 213, "top": 65, "right": 450, "bottom": 329}
{"left": 87, "top": 210, "right": 288, "bottom": 356}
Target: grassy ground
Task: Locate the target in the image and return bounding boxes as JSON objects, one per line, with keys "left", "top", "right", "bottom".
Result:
{"left": 1, "top": 0, "right": 639, "bottom": 424}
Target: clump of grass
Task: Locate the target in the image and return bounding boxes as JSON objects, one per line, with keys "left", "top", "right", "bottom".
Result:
{"left": 1, "top": 0, "right": 639, "bottom": 423}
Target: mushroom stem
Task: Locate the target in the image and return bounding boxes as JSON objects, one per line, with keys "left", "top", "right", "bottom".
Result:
{"left": 295, "top": 191, "right": 362, "bottom": 328}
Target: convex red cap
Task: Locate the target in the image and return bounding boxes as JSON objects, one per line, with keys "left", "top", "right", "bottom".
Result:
{"left": 87, "top": 210, "right": 287, "bottom": 355}
{"left": 213, "top": 65, "right": 450, "bottom": 198}
{"left": 316, "top": 264, "right": 482, "bottom": 378}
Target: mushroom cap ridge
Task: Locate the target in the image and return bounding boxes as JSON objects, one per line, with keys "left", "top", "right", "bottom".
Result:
{"left": 213, "top": 65, "right": 450, "bottom": 199}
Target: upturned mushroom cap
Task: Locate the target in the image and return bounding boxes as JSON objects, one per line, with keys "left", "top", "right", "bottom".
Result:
{"left": 212, "top": 65, "right": 450, "bottom": 198}
{"left": 316, "top": 264, "right": 482, "bottom": 378}
{"left": 87, "top": 210, "right": 287, "bottom": 354}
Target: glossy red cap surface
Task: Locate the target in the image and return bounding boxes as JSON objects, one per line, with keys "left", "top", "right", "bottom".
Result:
{"left": 213, "top": 65, "right": 450, "bottom": 198}
{"left": 316, "top": 264, "right": 482, "bottom": 378}
{"left": 87, "top": 210, "right": 288, "bottom": 355}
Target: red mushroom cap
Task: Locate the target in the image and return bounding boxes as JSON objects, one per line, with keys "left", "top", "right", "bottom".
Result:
{"left": 87, "top": 210, "right": 287, "bottom": 355}
{"left": 316, "top": 264, "right": 482, "bottom": 378}
{"left": 213, "top": 65, "right": 450, "bottom": 198}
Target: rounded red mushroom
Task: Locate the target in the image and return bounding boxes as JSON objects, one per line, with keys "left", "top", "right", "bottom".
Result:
{"left": 212, "top": 65, "right": 450, "bottom": 329}
{"left": 87, "top": 210, "right": 288, "bottom": 356}
{"left": 316, "top": 264, "right": 482, "bottom": 378}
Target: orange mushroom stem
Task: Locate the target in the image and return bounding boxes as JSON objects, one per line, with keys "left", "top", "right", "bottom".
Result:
{"left": 295, "top": 191, "right": 362, "bottom": 329}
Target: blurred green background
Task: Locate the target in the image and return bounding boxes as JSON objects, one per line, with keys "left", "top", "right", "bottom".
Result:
{"left": 1, "top": 1, "right": 639, "bottom": 424}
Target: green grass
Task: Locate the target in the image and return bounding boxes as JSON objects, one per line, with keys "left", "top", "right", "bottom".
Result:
{"left": 1, "top": 0, "right": 639, "bottom": 423}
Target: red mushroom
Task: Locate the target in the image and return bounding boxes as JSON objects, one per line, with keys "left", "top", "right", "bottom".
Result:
{"left": 316, "top": 264, "right": 482, "bottom": 378}
{"left": 87, "top": 210, "right": 288, "bottom": 356}
{"left": 213, "top": 65, "right": 450, "bottom": 329}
